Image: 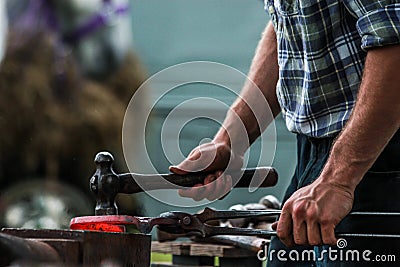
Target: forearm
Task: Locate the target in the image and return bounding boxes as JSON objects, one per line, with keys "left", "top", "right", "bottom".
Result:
{"left": 214, "top": 22, "right": 280, "bottom": 154}
{"left": 320, "top": 44, "right": 400, "bottom": 190}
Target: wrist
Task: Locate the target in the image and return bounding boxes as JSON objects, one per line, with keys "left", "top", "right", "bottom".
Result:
{"left": 318, "top": 142, "right": 370, "bottom": 192}
{"left": 318, "top": 166, "right": 359, "bottom": 193}
{"left": 213, "top": 128, "right": 231, "bottom": 148}
{"left": 213, "top": 126, "right": 249, "bottom": 156}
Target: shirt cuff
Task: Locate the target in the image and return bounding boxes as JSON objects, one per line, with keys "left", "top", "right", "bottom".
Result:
{"left": 356, "top": 4, "right": 400, "bottom": 51}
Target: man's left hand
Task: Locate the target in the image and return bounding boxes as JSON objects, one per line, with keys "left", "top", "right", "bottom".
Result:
{"left": 273, "top": 178, "right": 354, "bottom": 247}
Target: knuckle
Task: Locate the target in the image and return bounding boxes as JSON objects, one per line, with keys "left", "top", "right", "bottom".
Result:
{"left": 280, "top": 205, "right": 291, "bottom": 216}
{"left": 188, "top": 149, "right": 200, "bottom": 159}
{"left": 319, "top": 217, "right": 334, "bottom": 226}
{"left": 178, "top": 190, "right": 189, "bottom": 197}
{"left": 206, "top": 196, "right": 216, "bottom": 201}
{"left": 277, "top": 230, "right": 286, "bottom": 240}
{"left": 225, "top": 176, "right": 233, "bottom": 188}
{"left": 282, "top": 200, "right": 292, "bottom": 209}
{"left": 193, "top": 194, "right": 206, "bottom": 201}
{"left": 305, "top": 207, "right": 317, "bottom": 218}
{"left": 204, "top": 175, "right": 216, "bottom": 184}
{"left": 292, "top": 206, "right": 306, "bottom": 219}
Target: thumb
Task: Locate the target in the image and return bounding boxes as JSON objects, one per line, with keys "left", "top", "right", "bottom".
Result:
{"left": 169, "top": 150, "right": 201, "bottom": 174}
{"left": 169, "top": 165, "right": 189, "bottom": 175}
{"left": 170, "top": 148, "right": 214, "bottom": 173}
{"left": 271, "top": 221, "right": 278, "bottom": 231}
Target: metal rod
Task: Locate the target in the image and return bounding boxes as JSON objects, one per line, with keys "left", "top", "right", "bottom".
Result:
{"left": 218, "top": 230, "right": 400, "bottom": 239}
{"left": 336, "top": 233, "right": 400, "bottom": 239}
{"left": 348, "top": 212, "right": 400, "bottom": 216}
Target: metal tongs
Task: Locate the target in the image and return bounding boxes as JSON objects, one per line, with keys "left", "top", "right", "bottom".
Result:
{"left": 70, "top": 208, "right": 400, "bottom": 238}
{"left": 157, "top": 208, "right": 400, "bottom": 239}
{"left": 70, "top": 208, "right": 279, "bottom": 235}
{"left": 157, "top": 207, "right": 280, "bottom": 238}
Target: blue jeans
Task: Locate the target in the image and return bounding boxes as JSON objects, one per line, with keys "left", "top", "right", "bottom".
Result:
{"left": 267, "top": 130, "right": 400, "bottom": 267}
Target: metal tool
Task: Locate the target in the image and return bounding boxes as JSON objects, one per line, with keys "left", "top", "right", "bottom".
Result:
{"left": 70, "top": 207, "right": 280, "bottom": 234}
{"left": 90, "top": 152, "right": 278, "bottom": 215}
{"left": 157, "top": 208, "right": 280, "bottom": 237}
{"left": 71, "top": 208, "right": 400, "bottom": 239}
{"left": 70, "top": 214, "right": 177, "bottom": 234}
{"left": 157, "top": 209, "right": 400, "bottom": 239}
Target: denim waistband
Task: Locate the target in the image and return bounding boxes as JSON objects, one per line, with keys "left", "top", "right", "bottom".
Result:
{"left": 298, "top": 128, "right": 400, "bottom": 173}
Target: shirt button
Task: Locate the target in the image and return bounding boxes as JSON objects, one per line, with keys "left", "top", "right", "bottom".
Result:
{"left": 268, "top": 5, "right": 275, "bottom": 14}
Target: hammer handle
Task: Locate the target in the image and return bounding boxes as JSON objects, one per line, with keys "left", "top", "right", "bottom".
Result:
{"left": 119, "top": 167, "right": 278, "bottom": 194}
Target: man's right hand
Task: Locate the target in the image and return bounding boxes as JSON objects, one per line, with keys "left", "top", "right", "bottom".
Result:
{"left": 169, "top": 141, "right": 243, "bottom": 201}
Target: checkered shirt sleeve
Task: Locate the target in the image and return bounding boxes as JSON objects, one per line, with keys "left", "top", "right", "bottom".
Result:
{"left": 264, "top": 0, "right": 400, "bottom": 137}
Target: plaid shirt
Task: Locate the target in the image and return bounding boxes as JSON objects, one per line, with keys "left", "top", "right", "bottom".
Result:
{"left": 264, "top": 0, "right": 400, "bottom": 137}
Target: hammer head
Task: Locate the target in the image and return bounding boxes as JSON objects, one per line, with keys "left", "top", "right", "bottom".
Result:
{"left": 90, "top": 152, "right": 120, "bottom": 215}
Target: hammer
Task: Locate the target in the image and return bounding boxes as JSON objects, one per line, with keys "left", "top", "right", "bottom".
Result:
{"left": 90, "top": 152, "right": 278, "bottom": 215}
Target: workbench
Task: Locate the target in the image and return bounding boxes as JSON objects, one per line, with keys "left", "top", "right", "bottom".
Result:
{"left": 151, "top": 241, "right": 264, "bottom": 267}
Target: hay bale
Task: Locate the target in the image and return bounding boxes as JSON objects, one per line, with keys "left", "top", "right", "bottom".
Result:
{"left": 0, "top": 28, "right": 147, "bottom": 199}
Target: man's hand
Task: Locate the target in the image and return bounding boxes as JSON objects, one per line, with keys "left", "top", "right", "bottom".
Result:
{"left": 273, "top": 178, "right": 354, "bottom": 247}
{"left": 169, "top": 141, "right": 243, "bottom": 201}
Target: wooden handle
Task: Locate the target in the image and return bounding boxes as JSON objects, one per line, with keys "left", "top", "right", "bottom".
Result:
{"left": 119, "top": 167, "right": 278, "bottom": 194}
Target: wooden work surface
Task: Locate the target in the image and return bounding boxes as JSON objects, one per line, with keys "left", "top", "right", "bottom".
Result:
{"left": 2, "top": 228, "right": 152, "bottom": 266}
{"left": 152, "top": 241, "right": 257, "bottom": 258}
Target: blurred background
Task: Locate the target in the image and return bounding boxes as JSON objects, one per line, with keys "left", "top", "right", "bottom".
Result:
{"left": 0, "top": 0, "right": 296, "bottom": 230}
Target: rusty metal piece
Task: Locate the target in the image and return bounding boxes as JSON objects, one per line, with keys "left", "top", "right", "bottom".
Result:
{"left": 91, "top": 151, "right": 278, "bottom": 215}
